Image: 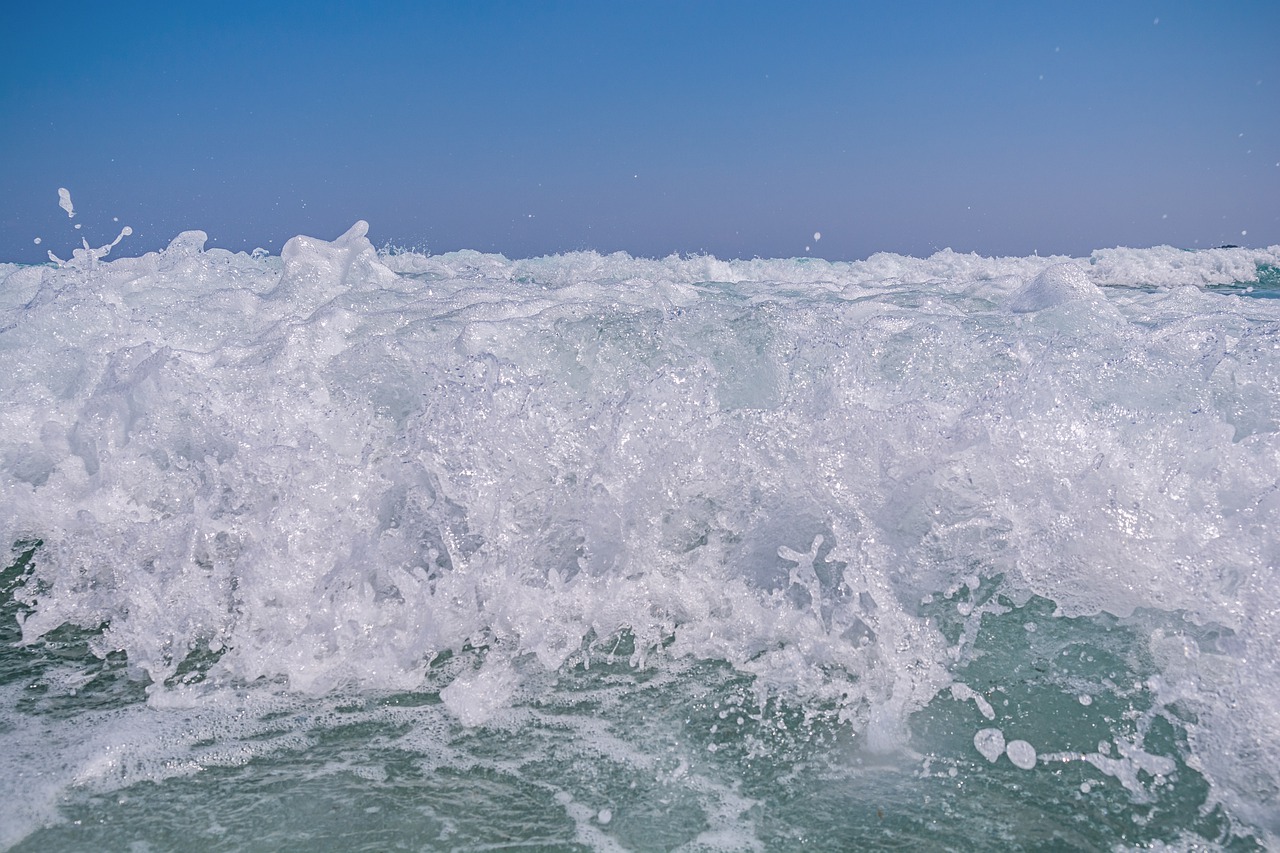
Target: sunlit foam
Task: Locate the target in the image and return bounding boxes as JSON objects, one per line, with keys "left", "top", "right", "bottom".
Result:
{"left": 2, "top": 223, "right": 1279, "bottom": 841}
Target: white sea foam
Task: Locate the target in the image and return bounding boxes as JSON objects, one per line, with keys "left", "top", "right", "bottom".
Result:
{"left": 1009, "top": 263, "right": 1103, "bottom": 312}
{"left": 2, "top": 227, "right": 1279, "bottom": 838}
{"left": 974, "top": 728, "right": 1006, "bottom": 763}
{"left": 1087, "top": 244, "right": 1280, "bottom": 288}
{"left": 1005, "top": 739, "right": 1037, "bottom": 770}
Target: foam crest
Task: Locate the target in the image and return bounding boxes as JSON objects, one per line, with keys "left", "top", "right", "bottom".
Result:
{"left": 3, "top": 229, "right": 1280, "bottom": 832}
{"left": 1009, "top": 263, "right": 1102, "bottom": 312}
{"left": 1088, "top": 244, "right": 1280, "bottom": 288}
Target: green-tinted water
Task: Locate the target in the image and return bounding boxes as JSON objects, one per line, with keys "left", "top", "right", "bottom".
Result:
{"left": 2, "top": 546, "right": 1263, "bottom": 851}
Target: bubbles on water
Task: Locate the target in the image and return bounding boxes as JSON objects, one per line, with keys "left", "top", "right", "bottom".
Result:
{"left": 974, "top": 728, "right": 1005, "bottom": 763}
{"left": 950, "top": 683, "right": 994, "bottom": 720}
{"left": 1006, "top": 740, "right": 1037, "bottom": 770}
{"left": 440, "top": 658, "right": 517, "bottom": 727}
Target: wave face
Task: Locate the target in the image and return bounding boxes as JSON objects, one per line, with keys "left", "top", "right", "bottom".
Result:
{"left": 2, "top": 225, "right": 1279, "bottom": 849}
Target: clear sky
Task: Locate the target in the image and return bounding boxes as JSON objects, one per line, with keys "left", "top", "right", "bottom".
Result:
{"left": 2, "top": 1, "right": 1277, "bottom": 262}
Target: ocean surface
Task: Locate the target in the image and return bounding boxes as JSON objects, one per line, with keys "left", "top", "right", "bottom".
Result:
{"left": 2, "top": 223, "right": 1279, "bottom": 851}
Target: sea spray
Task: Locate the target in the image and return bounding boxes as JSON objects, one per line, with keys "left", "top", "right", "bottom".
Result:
{"left": 2, "top": 226, "right": 1279, "bottom": 848}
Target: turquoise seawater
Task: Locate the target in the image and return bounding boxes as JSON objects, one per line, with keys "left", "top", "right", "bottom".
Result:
{"left": 0, "top": 552, "right": 1261, "bottom": 850}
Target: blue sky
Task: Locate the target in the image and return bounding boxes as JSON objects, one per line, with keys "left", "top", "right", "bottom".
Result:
{"left": 2, "top": 1, "right": 1277, "bottom": 262}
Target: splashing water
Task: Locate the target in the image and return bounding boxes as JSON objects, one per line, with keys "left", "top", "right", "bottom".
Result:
{"left": 2, "top": 224, "right": 1279, "bottom": 849}
{"left": 57, "top": 188, "right": 75, "bottom": 219}
{"left": 42, "top": 188, "right": 133, "bottom": 267}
